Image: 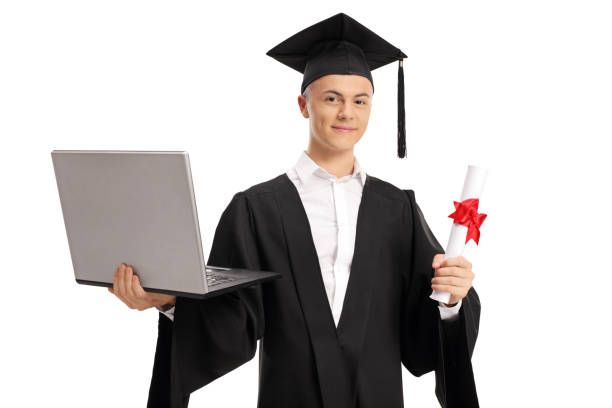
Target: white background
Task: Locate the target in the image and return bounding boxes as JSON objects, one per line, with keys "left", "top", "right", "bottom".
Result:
{"left": 1, "top": 1, "right": 610, "bottom": 407}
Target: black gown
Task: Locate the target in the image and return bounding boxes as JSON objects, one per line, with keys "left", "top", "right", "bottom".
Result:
{"left": 146, "top": 173, "right": 481, "bottom": 408}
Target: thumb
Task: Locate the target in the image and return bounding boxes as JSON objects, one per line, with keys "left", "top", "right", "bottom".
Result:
{"left": 432, "top": 254, "right": 444, "bottom": 268}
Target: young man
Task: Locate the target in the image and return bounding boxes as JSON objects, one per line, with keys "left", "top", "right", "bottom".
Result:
{"left": 109, "top": 13, "right": 481, "bottom": 408}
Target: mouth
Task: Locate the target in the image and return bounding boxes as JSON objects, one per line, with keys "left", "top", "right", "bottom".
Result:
{"left": 332, "top": 126, "right": 357, "bottom": 133}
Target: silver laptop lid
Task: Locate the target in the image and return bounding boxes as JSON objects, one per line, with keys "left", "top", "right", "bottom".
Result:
{"left": 52, "top": 150, "right": 209, "bottom": 295}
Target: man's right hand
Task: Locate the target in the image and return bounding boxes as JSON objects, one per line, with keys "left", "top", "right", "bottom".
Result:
{"left": 108, "top": 263, "right": 176, "bottom": 311}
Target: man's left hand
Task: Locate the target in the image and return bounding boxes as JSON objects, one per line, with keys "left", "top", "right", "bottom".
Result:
{"left": 430, "top": 254, "right": 475, "bottom": 306}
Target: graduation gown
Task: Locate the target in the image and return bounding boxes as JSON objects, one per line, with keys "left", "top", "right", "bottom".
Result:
{"left": 146, "top": 173, "right": 481, "bottom": 408}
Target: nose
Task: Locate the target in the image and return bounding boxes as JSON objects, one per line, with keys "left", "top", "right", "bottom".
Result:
{"left": 337, "top": 101, "right": 354, "bottom": 120}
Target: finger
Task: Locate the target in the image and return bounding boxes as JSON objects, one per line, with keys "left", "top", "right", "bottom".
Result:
{"left": 117, "top": 264, "right": 126, "bottom": 298}
{"left": 129, "top": 271, "right": 152, "bottom": 310}
{"left": 132, "top": 274, "right": 148, "bottom": 300}
{"left": 126, "top": 266, "right": 148, "bottom": 309}
{"left": 440, "top": 256, "right": 471, "bottom": 269}
{"left": 111, "top": 268, "right": 126, "bottom": 303}
{"left": 117, "top": 264, "right": 135, "bottom": 308}
{"left": 113, "top": 267, "right": 125, "bottom": 302}
{"left": 124, "top": 265, "right": 135, "bottom": 298}
{"left": 461, "top": 256, "right": 472, "bottom": 269}
{"left": 432, "top": 253, "right": 445, "bottom": 268}
{"left": 432, "top": 276, "right": 469, "bottom": 287}
{"left": 112, "top": 283, "right": 129, "bottom": 307}
{"left": 132, "top": 276, "right": 152, "bottom": 310}
{"left": 434, "top": 266, "right": 466, "bottom": 278}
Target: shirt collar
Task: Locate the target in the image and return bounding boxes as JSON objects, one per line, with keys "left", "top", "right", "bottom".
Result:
{"left": 293, "top": 150, "right": 367, "bottom": 186}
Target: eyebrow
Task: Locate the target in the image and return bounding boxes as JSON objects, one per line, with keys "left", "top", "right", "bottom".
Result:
{"left": 322, "top": 89, "right": 371, "bottom": 98}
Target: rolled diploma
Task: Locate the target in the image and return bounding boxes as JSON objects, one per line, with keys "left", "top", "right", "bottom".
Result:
{"left": 430, "top": 165, "right": 488, "bottom": 304}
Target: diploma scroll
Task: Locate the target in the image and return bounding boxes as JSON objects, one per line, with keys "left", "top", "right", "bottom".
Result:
{"left": 430, "top": 165, "right": 488, "bottom": 305}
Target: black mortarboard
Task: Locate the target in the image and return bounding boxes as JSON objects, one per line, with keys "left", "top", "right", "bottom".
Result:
{"left": 266, "top": 12, "right": 409, "bottom": 158}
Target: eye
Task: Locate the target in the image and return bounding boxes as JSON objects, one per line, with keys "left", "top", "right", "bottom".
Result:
{"left": 326, "top": 96, "right": 338, "bottom": 102}
{"left": 355, "top": 100, "right": 367, "bottom": 105}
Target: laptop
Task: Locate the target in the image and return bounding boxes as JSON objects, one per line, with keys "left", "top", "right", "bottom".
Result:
{"left": 51, "top": 150, "right": 281, "bottom": 299}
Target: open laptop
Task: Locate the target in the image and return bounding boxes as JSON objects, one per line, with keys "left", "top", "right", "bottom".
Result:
{"left": 51, "top": 150, "right": 281, "bottom": 299}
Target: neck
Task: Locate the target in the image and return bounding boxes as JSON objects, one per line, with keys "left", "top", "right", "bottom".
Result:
{"left": 305, "top": 140, "right": 355, "bottom": 179}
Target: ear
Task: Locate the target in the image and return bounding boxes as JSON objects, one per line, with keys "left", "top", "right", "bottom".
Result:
{"left": 297, "top": 95, "right": 310, "bottom": 118}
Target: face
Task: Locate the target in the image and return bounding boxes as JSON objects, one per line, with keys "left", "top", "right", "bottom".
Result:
{"left": 297, "top": 74, "right": 373, "bottom": 154}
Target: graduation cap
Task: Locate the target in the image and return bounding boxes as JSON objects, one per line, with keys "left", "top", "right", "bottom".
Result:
{"left": 266, "top": 12, "right": 409, "bottom": 158}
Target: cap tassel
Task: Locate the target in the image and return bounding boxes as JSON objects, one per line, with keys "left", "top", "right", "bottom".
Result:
{"left": 397, "top": 58, "right": 406, "bottom": 158}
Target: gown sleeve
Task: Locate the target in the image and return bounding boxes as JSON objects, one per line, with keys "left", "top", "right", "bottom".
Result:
{"left": 400, "top": 189, "right": 481, "bottom": 408}
{"left": 146, "top": 192, "right": 265, "bottom": 408}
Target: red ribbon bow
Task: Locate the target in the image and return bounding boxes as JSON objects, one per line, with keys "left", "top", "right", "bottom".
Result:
{"left": 448, "top": 198, "right": 487, "bottom": 245}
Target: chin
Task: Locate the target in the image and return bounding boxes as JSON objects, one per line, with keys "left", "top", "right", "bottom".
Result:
{"left": 328, "top": 143, "right": 358, "bottom": 152}
{"left": 327, "top": 136, "right": 360, "bottom": 149}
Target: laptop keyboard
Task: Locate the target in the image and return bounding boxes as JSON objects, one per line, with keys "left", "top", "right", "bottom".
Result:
{"left": 204, "top": 269, "right": 238, "bottom": 287}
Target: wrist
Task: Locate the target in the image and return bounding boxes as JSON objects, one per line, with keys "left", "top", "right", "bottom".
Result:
{"left": 158, "top": 302, "right": 174, "bottom": 312}
{"left": 158, "top": 297, "right": 176, "bottom": 311}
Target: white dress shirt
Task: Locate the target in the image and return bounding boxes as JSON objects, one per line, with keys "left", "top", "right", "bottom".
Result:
{"left": 286, "top": 151, "right": 461, "bottom": 326}
{"left": 158, "top": 151, "right": 461, "bottom": 323}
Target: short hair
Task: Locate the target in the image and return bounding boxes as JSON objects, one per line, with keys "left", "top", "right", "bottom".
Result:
{"left": 301, "top": 84, "right": 312, "bottom": 102}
